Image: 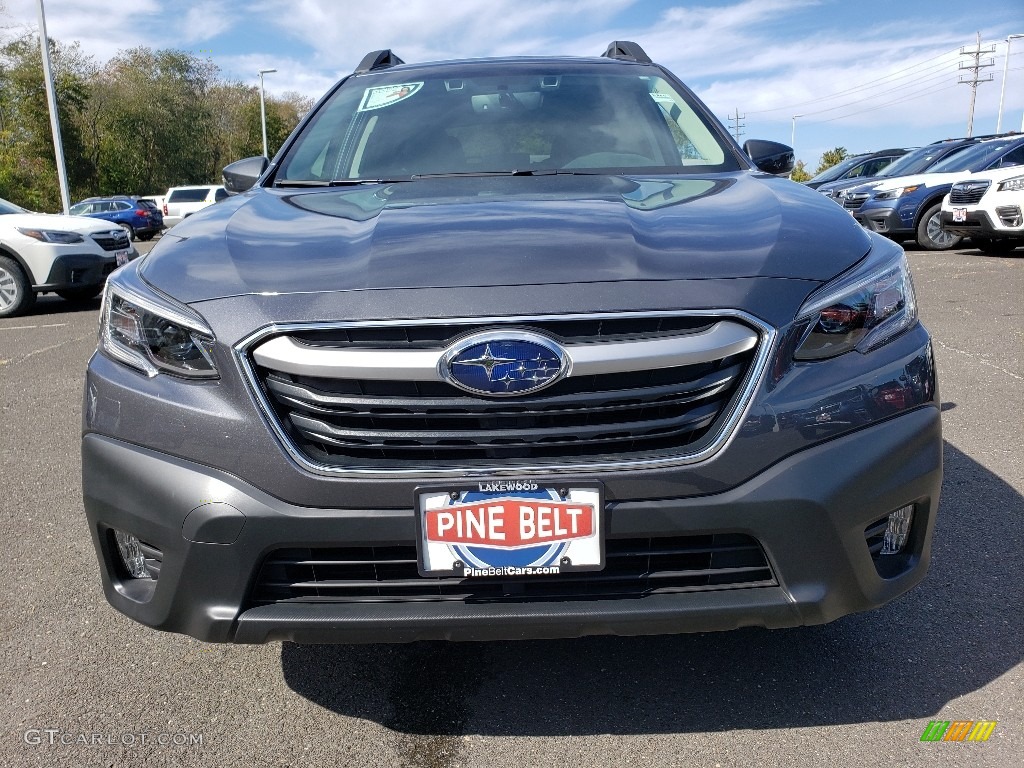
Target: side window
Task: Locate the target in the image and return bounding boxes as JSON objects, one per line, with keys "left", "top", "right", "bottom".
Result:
{"left": 117, "top": 202, "right": 133, "bottom": 211}
{"left": 648, "top": 80, "right": 724, "bottom": 166}
{"left": 996, "top": 146, "right": 1024, "bottom": 168}
{"left": 214, "top": 188, "right": 228, "bottom": 202}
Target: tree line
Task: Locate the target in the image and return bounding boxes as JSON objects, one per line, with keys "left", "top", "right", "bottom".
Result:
{"left": 0, "top": 34, "right": 313, "bottom": 212}
{"left": 790, "top": 147, "right": 848, "bottom": 182}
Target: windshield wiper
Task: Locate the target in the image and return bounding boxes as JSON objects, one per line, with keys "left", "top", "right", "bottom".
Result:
{"left": 274, "top": 178, "right": 408, "bottom": 188}
{"left": 410, "top": 169, "right": 608, "bottom": 179}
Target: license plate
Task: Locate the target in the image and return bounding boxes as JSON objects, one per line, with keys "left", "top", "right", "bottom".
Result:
{"left": 115, "top": 250, "right": 130, "bottom": 267}
{"left": 952, "top": 207, "right": 967, "bottom": 223}
{"left": 416, "top": 481, "right": 603, "bottom": 577}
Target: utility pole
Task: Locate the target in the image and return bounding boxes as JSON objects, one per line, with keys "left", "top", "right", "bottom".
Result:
{"left": 727, "top": 108, "right": 745, "bottom": 143}
{"left": 959, "top": 32, "right": 995, "bottom": 137}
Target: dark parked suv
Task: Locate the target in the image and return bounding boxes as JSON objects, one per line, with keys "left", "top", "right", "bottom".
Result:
{"left": 83, "top": 42, "right": 941, "bottom": 644}
{"left": 803, "top": 148, "right": 908, "bottom": 189}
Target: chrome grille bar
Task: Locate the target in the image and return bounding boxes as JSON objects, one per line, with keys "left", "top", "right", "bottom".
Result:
{"left": 252, "top": 320, "right": 758, "bottom": 380}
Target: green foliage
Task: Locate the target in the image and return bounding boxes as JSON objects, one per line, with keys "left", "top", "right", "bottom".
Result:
{"left": 0, "top": 35, "right": 311, "bottom": 209}
{"left": 789, "top": 160, "right": 811, "bottom": 183}
{"left": 0, "top": 35, "right": 95, "bottom": 210}
{"left": 815, "top": 147, "right": 848, "bottom": 175}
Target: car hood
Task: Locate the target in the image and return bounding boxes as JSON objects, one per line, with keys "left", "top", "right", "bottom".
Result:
{"left": 0, "top": 212, "right": 125, "bottom": 235}
{"left": 950, "top": 165, "right": 1024, "bottom": 184}
{"left": 869, "top": 170, "right": 976, "bottom": 192}
{"left": 141, "top": 173, "right": 873, "bottom": 304}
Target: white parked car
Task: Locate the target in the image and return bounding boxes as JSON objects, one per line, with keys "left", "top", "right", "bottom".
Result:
{"left": 940, "top": 165, "right": 1024, "bottom": 254}
{"left": 0, "top": 196, "right": 138, "bottom": 317}
{"left": 161, "top": 185, "right": 228, "bottom": 228}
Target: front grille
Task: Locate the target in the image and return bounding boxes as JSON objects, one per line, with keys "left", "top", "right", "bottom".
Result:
{"left": 91, "top": 231, "right": 130, "bottom": 251}
{"left": 949, "top": 181, "right": 990, "bottom": 205}
{"left": 842, "top": 192, "right": 870, "bottom": 210}
{"left": 250, "top": 316, "right": 760, "bottom": 469}
{"left": 250, "top": 534, "right": 776, "bottom": 605}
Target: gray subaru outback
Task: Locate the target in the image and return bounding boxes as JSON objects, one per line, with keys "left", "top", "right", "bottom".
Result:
{"left": 82, "top": 42, "right": 941, "bottom": 644}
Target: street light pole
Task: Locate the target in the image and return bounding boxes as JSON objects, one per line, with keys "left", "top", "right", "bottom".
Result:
{"left": 35, "top": 0, "right": 70, "bottom": 213}
{"left": 258, "top": 68, "right": 277, "bottom": 159}
{"left": 790, "top": 114, "right": 804, "bottom": 179}
{"left": 996, "top": 34, "right": 1024, "bottom": 133}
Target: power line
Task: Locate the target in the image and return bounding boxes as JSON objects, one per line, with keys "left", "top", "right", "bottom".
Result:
{"left": 813, "top": 80, "right": 961, "bottom": 124}
{"left": 748, "top": 45, "right": 962, "bottom": 115}
{"left": 794, "top": 65, "right": 955, "bottom": 117}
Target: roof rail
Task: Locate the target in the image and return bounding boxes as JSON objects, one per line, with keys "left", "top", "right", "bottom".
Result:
{"left": 602, "top": 41, "right": 651, "bottom": 64}
{"left": 354, "top": 49, "right": 405, "bottom": 74}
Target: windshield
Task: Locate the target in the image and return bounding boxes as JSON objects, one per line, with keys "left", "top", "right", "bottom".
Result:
{"left": 0, "top": 197, "right": 27, "bottom": 215}
{"left": 276, "top": 64, "right": 737, "bottom": 183}
{"left": 807, "top": 154, "right": 869, "bottom": 184}
{"left": 879, "top": 144, "right": 963, "bottom": 177}
{"left": 929, "top": 140, "right": 1019, "bottom": 173}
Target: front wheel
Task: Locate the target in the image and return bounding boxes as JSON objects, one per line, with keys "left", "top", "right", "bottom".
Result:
{"left": 916, "top": 204, "right": 961, "bottom": 250}
{"left": 0, "top": 255, "right": 36, "bottom": 318}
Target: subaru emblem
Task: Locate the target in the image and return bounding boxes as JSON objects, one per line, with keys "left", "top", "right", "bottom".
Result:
{"left": 440, "top": 331, "right": 567, "bottom": 397}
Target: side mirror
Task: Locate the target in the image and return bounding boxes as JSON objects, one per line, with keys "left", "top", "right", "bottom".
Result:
{"left": 743, "top": 140, "right": 795, "bottom": 176}
{"left": 222, "top": 156, "right": 269, "bottom": 194}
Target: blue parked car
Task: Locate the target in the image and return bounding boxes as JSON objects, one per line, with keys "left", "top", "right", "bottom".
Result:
{"left": 69, "top": 196, "right": 164, "bottom": 242}
{"left": 851, "top": 135, "right": 1024, "bottom": 249}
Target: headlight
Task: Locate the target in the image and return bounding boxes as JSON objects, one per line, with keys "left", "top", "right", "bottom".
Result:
{"left": 794, "top": 249, "right": 917, "bottom": 360}
{"left": 99, "top": 282, "right": 218, "bottom": 378}
{"left": 16, "top": 227, "right": 84, "bottom": 244}
{"left": 997, "top": 175, "right": 1024, "bottom": 192}
{"left": 872, "top": 185, "right": 919, "bottom": 201}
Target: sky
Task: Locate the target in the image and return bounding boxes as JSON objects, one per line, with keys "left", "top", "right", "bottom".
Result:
{"left": 3, "top": 0, "right": 1023, "bottom": 170}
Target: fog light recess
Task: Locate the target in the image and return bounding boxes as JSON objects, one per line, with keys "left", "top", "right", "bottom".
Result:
{"left": 114, "top": 529, "right": 154, "bottom": 579}
{"left": 880, "top": 505, "right": 914, "bottom": 555}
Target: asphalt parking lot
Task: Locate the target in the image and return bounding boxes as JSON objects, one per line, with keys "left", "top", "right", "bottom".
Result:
{"left": 1, "top": 239, "right": 1020, "bottom": 768}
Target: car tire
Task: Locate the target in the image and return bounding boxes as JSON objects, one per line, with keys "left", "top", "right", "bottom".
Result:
{"left": 138, "top": 232, "right": 155, "bottom": 241}
{"left": 119, "top": 222, "right": 136, "bottom": 241}
{"left": 56, "top": 285, "right": 104, "bottom": 302}
{"left": 915, "top": 204, "right": 961, "bottom": 250}
{"left": 0, "top": 255, "right": 36, "bottom": 318}
{"left": 974, "top": 238, "right": 1018, "bottom": 255}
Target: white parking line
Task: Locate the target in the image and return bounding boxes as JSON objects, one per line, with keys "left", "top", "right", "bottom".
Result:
{"left": 0, "top": 323, "right": 68, "bottom": 331}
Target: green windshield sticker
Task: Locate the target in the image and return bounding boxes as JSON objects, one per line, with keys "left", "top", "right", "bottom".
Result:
{"left": 357, "top": 82, "right": 424, "bottom": 112}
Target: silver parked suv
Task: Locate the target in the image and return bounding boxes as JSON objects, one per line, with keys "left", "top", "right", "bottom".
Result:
{"left": 83, "top": 43, "right": 941, "bottom": 644}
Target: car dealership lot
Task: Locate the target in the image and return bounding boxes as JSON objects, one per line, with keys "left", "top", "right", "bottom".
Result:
{"left": 1, "top": 242, "right": 1020, "bottom": 768}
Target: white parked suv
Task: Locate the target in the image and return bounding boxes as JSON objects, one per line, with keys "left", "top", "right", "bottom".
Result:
{"left": 161, "top": 185, "right": 228, "bottom": 228}
{"left": 0, "top": 196, "right": 138, "bottom": 317}
{"left": 940, "top": 165, "right": 1024, "bottom": 254}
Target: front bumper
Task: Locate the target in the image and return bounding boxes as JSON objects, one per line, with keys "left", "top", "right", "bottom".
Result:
{"left": 37, "top": 253, "right": 118, "bottom": 292}
{"left": 939, "top": 208, "right": 1024, "bottom": 239}
{"left": 854, "top": 206, "right": 911, "bottom": 237}
{"left": 83, "top": 404, "right": 942, "bottom": 644}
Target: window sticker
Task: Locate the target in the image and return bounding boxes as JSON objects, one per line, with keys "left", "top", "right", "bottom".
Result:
{"left": 357, "top": 82, "right": 424, "bottom": 112}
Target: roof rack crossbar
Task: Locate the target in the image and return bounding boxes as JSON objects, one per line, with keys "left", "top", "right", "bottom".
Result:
{"left": 355, "top": 49, "right": 406, "bottom": 74}
{"left": 602, "top": 41, "right": 652, "bottom": 64}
